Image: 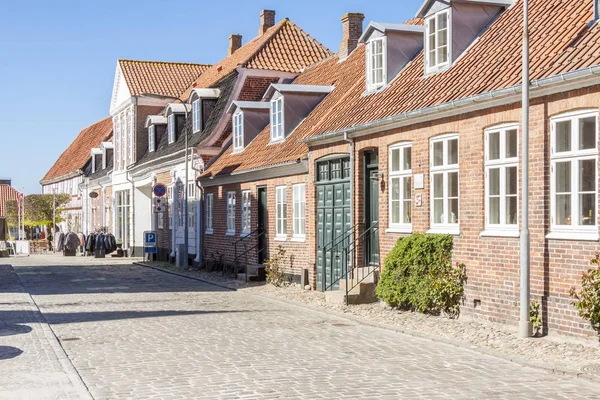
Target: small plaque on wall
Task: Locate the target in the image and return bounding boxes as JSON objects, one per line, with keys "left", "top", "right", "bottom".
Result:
{"left": 414, "top": 174, "right": 424, "bottom": 189}
{"left": 415, "top": 194, "right": 423, "bottom": 207}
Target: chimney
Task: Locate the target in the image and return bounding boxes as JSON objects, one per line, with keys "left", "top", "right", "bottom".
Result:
{"left": 259, "top": 10, "right": 276, "bottom": 35}
{"left": 228, "top": 34, "right": 242, "bottom": 56}
{"left": 340, "top": 13, "right": 365, "bottom": 58}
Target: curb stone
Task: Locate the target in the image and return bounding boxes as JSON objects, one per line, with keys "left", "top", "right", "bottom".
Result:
{"left": 134, "top": 261, "right": 600, "bottom": 385}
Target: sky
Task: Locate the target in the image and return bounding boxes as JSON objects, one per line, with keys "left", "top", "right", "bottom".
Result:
{"left": 0, "top": 0, "right": 422, "bottom": 194}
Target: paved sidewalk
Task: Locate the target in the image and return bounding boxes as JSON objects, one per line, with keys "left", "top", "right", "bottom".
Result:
{"left": 0, "top": 263, "right": 91, "bottom": 400}
{"left": 5, "top": 255, "right": 600, "bottom": 399}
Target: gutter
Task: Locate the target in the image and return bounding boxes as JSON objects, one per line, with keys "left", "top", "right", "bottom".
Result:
{"left": 198, "top": 159, "right": 308, "bottom": 187}
{"left": 302, "top": 65, "right": 600, "bottom": 145}
{"left": 40, "top": 170, "right": 83, "bottom": 186}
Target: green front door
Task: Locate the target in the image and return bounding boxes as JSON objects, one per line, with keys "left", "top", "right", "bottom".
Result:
{"left": 364, "top": 151, "right": 380, "bottom": 266}
{"left": 316, "top": 157, "right": 351, "bottom": 291}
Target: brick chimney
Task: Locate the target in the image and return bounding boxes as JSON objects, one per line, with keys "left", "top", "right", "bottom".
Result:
{"left": 259, "top": 10, "right": 276, "bottom": 35}
{"left": 228, "top": 34, "right": 242, "bottom": 56}
{"left": 340, "top": 13, "right": 365, "bottom": 58}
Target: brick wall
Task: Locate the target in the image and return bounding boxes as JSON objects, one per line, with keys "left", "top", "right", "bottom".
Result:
{"left": 155, "top": 171, "right": 172, "bottom": 261}
{"left": 203, "top": 173, "right": 314, "bottom": 286}
{"left": 309, "top": 85, "right": 600, "bottom": 338}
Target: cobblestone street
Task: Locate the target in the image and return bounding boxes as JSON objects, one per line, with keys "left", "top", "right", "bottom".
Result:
{"left": 2, "top": 256, "right": 600, "bottom": 399}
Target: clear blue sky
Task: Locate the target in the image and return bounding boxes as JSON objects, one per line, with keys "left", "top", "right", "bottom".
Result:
{"left": 0, "top": 0, "right": 422, "bottom": 194}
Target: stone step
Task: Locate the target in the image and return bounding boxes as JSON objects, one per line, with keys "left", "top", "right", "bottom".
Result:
{"left": 324, "top": 281, "right": 378, "bottom": 305}
{"left": 236, "top": 264, "right": 266, "bottom": 282}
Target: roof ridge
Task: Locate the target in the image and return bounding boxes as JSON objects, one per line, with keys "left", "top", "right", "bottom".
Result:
{"left": 119, "top": 59, "right": 212, "bottom": 68}
{"left": 238, "top": 19, "right": 290, "bottom": 69}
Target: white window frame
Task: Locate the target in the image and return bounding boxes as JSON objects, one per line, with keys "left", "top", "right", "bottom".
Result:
{"left": 425, "top": 9, "right": 451, "bottom": 74}
{"left": 127, "top": 110, "right": 133, "bottom": 165}
{"left": 366, "top": 37, "right": 387, "bottom": 91}
{"left": 241, "top": 190, "right": 251, "bottom": 236}
{"left": 388, "top": 143, "right": 412, "bottom": 233}
{"left": 233, "top": 110, "right": 244, "bottom": 152}
{"left": 226, "top": 192, "right": 236, "bottom": 235}
{"left": 148, "top": 125, "right": 156, "bottom": 153}
{"left": 270, "top": 96, "right": 284, "bottom": 142}
{"left": 292, "top": 184, "right": 306, "bottom": 241}
{"left": 205, "top": 193, "right": 214, "bottom": 234}
{"left": 275, "top": 186, "right": 287, "bottom": 239}
{"left": 188, "top": 183, "right": 196, "bottom": 229}
{"left": 102, "top": 149, "right": 107, "bottom": 170}
{"left": 429, "top": 134, "right": 459, "bottom": 235}
{"left": 114, "top": 117, "right": 121, "bottom": 171}
{"left": 91, "top": 154, "right": 96, "bottom": 173}
{"left": 192, "top": 99, "right": 201, "bottom": 133}
{"left": 482, "top": 124, "right": 520, "bottom": 237}
{"left": 168, "top": 114, "right": 176, "bottom": 144}
{"left": 548, "top": 110, "right": 599, "bottom": 241}
{"left": 167, "top": 185, "right": 173, "bottom": 230}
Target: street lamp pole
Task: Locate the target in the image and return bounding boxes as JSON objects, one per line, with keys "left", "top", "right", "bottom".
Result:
{"left": 53, "top": 188, "right": 56, "bottom": 253}
{"left": 141, "top": 93, "right": 190, "bottom": 268}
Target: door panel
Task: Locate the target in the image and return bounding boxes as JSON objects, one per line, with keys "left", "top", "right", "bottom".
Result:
{"left": 258, "top": 188, "right": 267, "bottom": 264}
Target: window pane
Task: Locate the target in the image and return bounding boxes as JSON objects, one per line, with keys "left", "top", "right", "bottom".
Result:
{"left": 403, "top": 200, "right": 412, "bottom": 224}
{"left": 433, "top": 173, "right": 443, "bottom": 198}
{"left": 489, "top": 168, "right": 500, "bottom": 196}
{"left": 506, "top": 196, "right": 517, "bottom": 225}
{"left": 391, "top": 178, "right": 400, "bottom": 201}
{"left": 449, "top": 199, "right": 459, "bottom": 224}
{"left": 556, "top": 194, "right": 571, "bottom": 225}
{"left": 391, "top": 149, "right": 400, "bottom": 172}
{"left": 437, "top": 45, "right": 448, "bottom": 64}
{"left": 438, "top": 12, "right": 447, "bottom": 29}
{"left": 555, "top": 161, "right": 571, "bottom": 193}
{"left": 555, "top": 120, "right": 571, "bottom": 152}
{"left": 434, "top": 199, "right": 444, "bottom": 224}
{"left": 448, "top": 139, "right": 458, "bottom": 165}
{"left": 506, "top": 166, "right": 517, "bottom": 195}
{"left": 488, "top": 131, "right": 500, "bottom": 160}
{"left": 403, "top": 147, "right": 412, "bottom": 170}
{"left": 506, "top": 129, "right": 518, "bottom": 158}
{"left": 403, "top": 176, "right": 412, "bottom": 201}
{"left": 579, "top": 159, "right": 595, "bottom": 192}
{"left": 489, "top": 198, "right": 500, "bottom": 224}
{"left": 579, "top": 117, "right": 596, "bottom": 150}
{"left": 580, "top": 194, "right": 596, "bottom": 226}
{"left": 448, "top": 172, "right": 459, "bottom": 198}
{"left": 433, "top": 142, "right": 444, "bottom": 166}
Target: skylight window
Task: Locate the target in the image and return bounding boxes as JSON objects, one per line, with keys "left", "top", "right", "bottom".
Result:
{"left": 425, "top": 9, "right": 450, "bottom": 73}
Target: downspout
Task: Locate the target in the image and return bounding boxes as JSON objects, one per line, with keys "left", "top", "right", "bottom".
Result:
{"left": 195, "top": 179, "right": 204, "bottom": 266}
{"left": 171, "top": 178, "right": 178, "bottom": 259}
{"left": 344, "top": 131, "right": 354, "bottom": 231}
{"left": 126, "top": 173, "right": 136, "bottom": 257}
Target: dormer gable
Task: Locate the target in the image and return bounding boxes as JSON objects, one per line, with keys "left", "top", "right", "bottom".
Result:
{"left": 165, "top": 103, "right": 191, "bottom": 144}
{"left": 264, "top": 84, "right": 334, "bottom": 142}
{"left": 359, "top": 22, "right": 425, "bottom": 91}
{"left": 417, "top": 0, "right": 513, "bottom": 74}
{"left": 189, "top": 88, "right": 220, "bottom": 134}
{"left": 226, "top": 101, "right": 271, "bottom": 153}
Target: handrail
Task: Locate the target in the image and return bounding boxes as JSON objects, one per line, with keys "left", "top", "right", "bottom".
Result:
{"left": 233, "top": 228, "right": 267, "bottom": 282}
{"left": 320, "top": 222, "right": 362, "bottom": 292}
{"left": 343, "top": 221, "right": 380, "bottom": 305}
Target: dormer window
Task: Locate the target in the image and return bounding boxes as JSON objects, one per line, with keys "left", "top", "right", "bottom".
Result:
{"left": 425, "top": 9, "right": 450, "bottom": 73}
{"left": 192, "top": 99, "right": 201, "bottom": 133}
{"left": 270, "top": 96, "right": 284, "bottom": 142}
{"left": 148, "top": 125, "right": 156, "bottom": 152}
{"left": 168, "top": 114, "right": 175, "bottom": 144}
{"left": 366, "top": 38, "right": 386, "bottom": 91}
{"left": 102, "top": 149, "right": 107, "bottom": 169}
{"left": 92, "top": 155, "right": 96, "bottom": 173}
{"left": 233, "top": 111, "right": 244, "bottom": 152}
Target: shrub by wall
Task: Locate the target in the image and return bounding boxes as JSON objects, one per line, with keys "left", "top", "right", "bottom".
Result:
{"left": 376, "top": 233, "right": 467, "bottom": 317}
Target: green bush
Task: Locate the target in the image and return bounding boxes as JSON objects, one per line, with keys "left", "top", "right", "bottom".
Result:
{"left": 570, "top": 253, "right": 600, "bottom": 335}
{"left": 376, "top": 233, "right": 467, "bottom": 318}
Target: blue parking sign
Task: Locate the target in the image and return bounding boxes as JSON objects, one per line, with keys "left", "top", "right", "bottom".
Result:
{"left": 144, "top": 231, "right": 157, "bottom": 254}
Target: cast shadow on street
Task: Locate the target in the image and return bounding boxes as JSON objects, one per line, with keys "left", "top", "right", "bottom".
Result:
{"left": 0, "top": 323, "right": 33, "bottom": 337}
{"left": 0, "top": 346, "right": 23, "bottom": 360}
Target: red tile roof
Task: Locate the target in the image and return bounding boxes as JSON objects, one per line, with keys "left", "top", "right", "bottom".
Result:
{"left": 203, "top": 0, "right": 600, "bottom": 177}
{"left": 119, "top": 60, "right": 212, "bottom": 98}
{"left": 41, "top": 117, "right": 113, "bottom": 184}
{"left": 181, "top": 19, "right": 333, "bottom": 99}
{"left": 0, "top": 184, "right": 18, "bottom": 217}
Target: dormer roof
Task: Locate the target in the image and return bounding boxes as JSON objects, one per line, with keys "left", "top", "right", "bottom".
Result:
{"left": 90, "top": 148, "right": 103, "bottom": 156}
{"left": 145, "top": 116, "right": 168, "bottom": 128}
{"left": 190, "top": 88, "right": 221, "bottom": 99}
{"left": 416, "top": 0, "right": 514, "bottom": 18}
{"left": 359, "top": 22, "right": 425, "bottom": 43}
{"left": 227, "top": 101, "right": 270, "bottom": 114}
{"left": 100, "top": 142, "right": 113, "bottom": 150}
{"left": 265, "top": 84, "right": 335, "bottom": 98}
{"left": 166, "top": 103, "right": 191, "bottom": 115}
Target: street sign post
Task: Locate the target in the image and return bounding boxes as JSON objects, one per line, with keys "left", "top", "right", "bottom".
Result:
{"left": 144, "top": 231, "right": 157, "bottom": 255}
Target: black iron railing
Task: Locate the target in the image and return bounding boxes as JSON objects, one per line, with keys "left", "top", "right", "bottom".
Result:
{"left": 233, "top": 228, "right": 267, "bottom": 282}
{"left": 320, "top": 222, "right": 362, "bottom": 292}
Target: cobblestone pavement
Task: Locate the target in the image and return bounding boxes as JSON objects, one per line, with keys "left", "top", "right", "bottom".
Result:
{"left": 4, "top": 255, "right": 600, "bottom": 399}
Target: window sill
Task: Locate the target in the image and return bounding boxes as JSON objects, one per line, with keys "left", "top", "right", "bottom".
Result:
{"left": 274, "top": 236, "right": 287, "bottom": 242}
{"left": 546, "top": 231, "right": 599, "bottom": 242}
{"left": 240, "top": 232, "right": 250, "bottom": 238}
{"left": 386, "top": 227, "right": 412, "bottom": 234}
{"left": 427, "top": 226, "right": 460, "bottom": 236}
{"left": 225, "top": 231, "right": 236, "bottom": 237}
{"left": 480, "top": 230, "right": 520, "bottom": 238}
{"left": 291, "top": 236, "right": 306, "bottom": 243}
{"left": 269, "top": 139, "right": 285, "bottom": 145}
{"left": 205, "top": 229, "right": 213, "bottom": 235}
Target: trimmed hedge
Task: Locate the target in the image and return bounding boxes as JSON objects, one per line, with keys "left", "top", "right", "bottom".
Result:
{"left": 376, "top": 233, "right": 467, "bottom": 317}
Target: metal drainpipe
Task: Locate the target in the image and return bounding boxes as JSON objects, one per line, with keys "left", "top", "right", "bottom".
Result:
{"left": 126, "top": 173, "right": 136, "bottom": 257}
{"left": 194, "top": 179, "right": 204, "bottom": 266}
{"left": 344, "top": 131, "right": 354, "bottom": 245}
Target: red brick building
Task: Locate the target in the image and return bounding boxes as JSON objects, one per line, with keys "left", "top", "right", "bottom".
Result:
{"left": 199, "top": 0, "right": 600, "bottom": 338}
